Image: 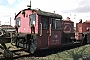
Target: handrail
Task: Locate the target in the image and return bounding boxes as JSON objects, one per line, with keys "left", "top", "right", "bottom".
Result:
{"left": 49, "top": 24, "right": 51, "bottom": 36}
{"left": 40, "top": 23, "right": 42, "bottom": 36}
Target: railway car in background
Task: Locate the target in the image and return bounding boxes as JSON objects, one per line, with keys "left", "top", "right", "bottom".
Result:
{"left": 61, "top": 17, "right": 75, "bottom": 46}
{"left": 75, "top": 20, "right": 90, "bottom": 44}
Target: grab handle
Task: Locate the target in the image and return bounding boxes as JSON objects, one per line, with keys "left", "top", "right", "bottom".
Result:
{"left": 40, "top": 23, "right": 42, "bottom": 36}
{"left": 49, "top": 24, "right": 51, "bottom": 36}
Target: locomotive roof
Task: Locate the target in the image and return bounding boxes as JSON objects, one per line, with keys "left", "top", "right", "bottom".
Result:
{"left": 15, "top": 8, "right": 62, "bottom": 19}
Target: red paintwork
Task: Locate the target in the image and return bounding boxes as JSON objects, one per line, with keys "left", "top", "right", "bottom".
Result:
{"left": 15, "top": 10, "right": 38, "bottom": 34}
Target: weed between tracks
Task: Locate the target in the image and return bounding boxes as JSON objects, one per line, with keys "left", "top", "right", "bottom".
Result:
{"left": 33, "top": 44, "right": 90, "bottom": 60}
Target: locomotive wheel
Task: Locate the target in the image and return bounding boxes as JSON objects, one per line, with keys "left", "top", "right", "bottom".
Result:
{"left": 29, "top": 35, "right": 36, "bottom": 54}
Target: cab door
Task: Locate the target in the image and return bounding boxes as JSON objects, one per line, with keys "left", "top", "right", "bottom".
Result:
{"left": 48, "top": 18, "right": 62, "bottom": 48}
{"left": 40, "top": 16, "right": 49, "bottom": 49}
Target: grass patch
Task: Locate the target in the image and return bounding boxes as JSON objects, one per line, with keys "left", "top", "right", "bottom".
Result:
{"left": 40, "top": 44, "right": 90, "bottom": 60}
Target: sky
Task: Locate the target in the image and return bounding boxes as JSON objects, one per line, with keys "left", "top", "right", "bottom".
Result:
{"left": 0, "top": 0, "right": 90, "bottom": 27}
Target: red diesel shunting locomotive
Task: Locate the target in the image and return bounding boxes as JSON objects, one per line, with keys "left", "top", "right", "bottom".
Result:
{"left": 1, "top": 1, "right": 90, "bottom": 58}
{"left": 14, "top": 4, "right": 62, "bottom": 53}
{"left": 14, "top": 1, "right": 90, "bottom": 54}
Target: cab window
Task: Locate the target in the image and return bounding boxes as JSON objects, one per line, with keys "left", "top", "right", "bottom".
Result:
{"left": 16, "top": 17, "right": 21, "bottom": 27}
{"left": 51, "top": 18, "right": 55, "bottom": 29}
{"left": 41, "top": 16, "right": 48, "bottom": 29}
{"left": 29, "top": 14, "right": 36, "bottom": 25}
{"left": 56, "top": 19, "right": 61, "bottom": 29}
{"left": 51, "top": 18, "right": 61, "bottom": 30}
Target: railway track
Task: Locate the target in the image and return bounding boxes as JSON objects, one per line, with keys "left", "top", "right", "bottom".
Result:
{"left": 0, "top": 43, "right": 83, "bottom": 60}
{"left": 0, "top": 49, "right": 31, "bottom": 60}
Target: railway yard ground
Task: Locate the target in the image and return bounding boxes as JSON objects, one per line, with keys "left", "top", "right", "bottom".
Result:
{"left": 0, "top": 43, "right": 90, "bottom": 60}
